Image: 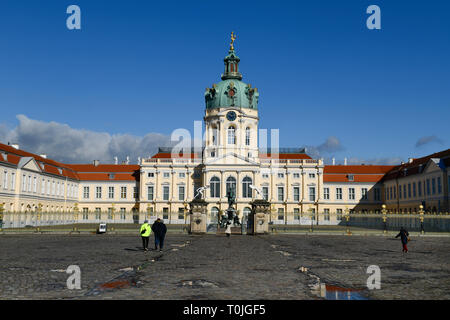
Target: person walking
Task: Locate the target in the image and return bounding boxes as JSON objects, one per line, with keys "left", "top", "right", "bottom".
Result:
{"left": 225, "top": 222, "right": 232, "bottom": 238}
{"left": 395, "top": 226, "right": 410, "bottom": 253}
{"left": 140, "top": 220, "right": 152, "bottom": 251}
{"left": 152, "top": 218, "right": 167, "bottom": 251}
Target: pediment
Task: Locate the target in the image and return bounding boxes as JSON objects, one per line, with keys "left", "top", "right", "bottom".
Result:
{"left": 422, "top": 158, "right": 443, "bottom": 174}
{"left": 18, "top": 157, "right": 42, "bottom": 173}
{"left": 204, "top": 152, "right": 260, "bottom": 166}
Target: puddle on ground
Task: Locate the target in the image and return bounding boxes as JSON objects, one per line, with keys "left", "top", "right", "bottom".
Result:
{"left": 300, "top": 266, "right": 369, "bottom": 300}
{"left": 178, "top": 279, "right": 219, "bottom": 289}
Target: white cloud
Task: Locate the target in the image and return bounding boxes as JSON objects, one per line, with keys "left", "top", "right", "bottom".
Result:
{"left": 0, "top": 115, "right": 174, "bottom": 164}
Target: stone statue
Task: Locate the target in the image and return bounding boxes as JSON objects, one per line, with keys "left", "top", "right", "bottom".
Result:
{"left": 250, "top": 184, "right": 263, "bottom": 199}
{"left": 194, "top": 186, "right": 209, "bottom": 200}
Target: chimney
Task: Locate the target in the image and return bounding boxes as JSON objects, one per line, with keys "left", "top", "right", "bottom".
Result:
{"left": 40, "top": 154, "right": 47, "bottom": 159}
{"left": 93, "top": 160, "right": 100, "bottom": 167}
{"left": 137, "top": 157, "right": 141, "bottom": 165}
{"left": 10, "top": 143, "right": 19, "bottom": 150}
{"left": 332, "top": 157, "right": 335, "bottom": 165}
{"left": 344, "top": 158, "right": 347, "bottom": 166}
{"left": 114, "top": 156, "right": 118, "bottom": 165}
{"left": 126, "top": 156, "right": 130, "bottom": 165}
{"left": 408, "top": 158, "right": 414, "bottom": 163}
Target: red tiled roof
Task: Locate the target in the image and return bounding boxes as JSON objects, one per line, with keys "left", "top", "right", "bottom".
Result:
{"left": 383, "top": 149, "right": 450, "bottom": 181}
{"left": 324, "top": 165, "right": 395, "bottom": 174}
{"left": 259, "top": 153, "right": 312, "bottom": 160}
{"left": 0, "top": 142, "right": 79, "bottom": 180}
{"left": 323, "top": 165, "right": 395, "bottom": 183}
{"left": 66, "top": 164, "right": 140, "bottom": 173}
{"left": 76, "top": 173, "right": 139, "bottom": 181}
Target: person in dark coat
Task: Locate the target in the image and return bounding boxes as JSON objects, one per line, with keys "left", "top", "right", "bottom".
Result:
{"left": 395, "top": 227, "right": 410, "bottom": 253}
{"left": 151, "top": 218, "right": 167, "bottom": 252}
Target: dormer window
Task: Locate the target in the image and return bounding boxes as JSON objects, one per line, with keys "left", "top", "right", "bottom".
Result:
{"left": 109, "top": 173, "right": 115, "bottom": 180}
{"left": 348, "top": 174, "right": 354, "bottom": 181}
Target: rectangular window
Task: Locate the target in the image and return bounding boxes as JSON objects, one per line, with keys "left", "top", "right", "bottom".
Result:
{"left": 163, "top": 186, "right": 170, "bottom": 201}
{"left": 374, "top": 188, "right": 380, "bottom": 201}
{"left": 277, "top": 208, "right": 284, "bottom": 220}
{"left": 336, "top": 209, "right": 343, "bottom": 221}
{"left": 309, "top": 187, "right": 315, "bottom": 202}
{"left": 147, "top": 186, "right": 154, "bottom": 201}
{"left": 324, "top": 209, "right": 330, "bottom": 221}
{"left": 413, "top": 183, "right": 416, "bottom": 198}
{"left": 178, "top": 186, "right": 185, "bottom": 201}
{"left": 82, "top": 208, "right": 89, "bottom": 220}
{"left": 393, "top": 186, "right": 396, "bottom": 199}
{"left": 361, "top": 188, "right": 368, "bottom": 200}
{"left": 277, "top": 187, "right": 284, "bottom": 201}
{"left": 262, "top": 173, "right": 269, "bottom": 179}
{"left": 163, "top": 172, "right": 170, "bottom": 178}
{"left": 28, "top": 176, "right": 32, "bottom": 192}
{"left": 178, "top": 172, "right": 185, "bottom": 178}
{"left": 426, "top": 179, "right": 430, "bottom": 195}
{"left": 262, "top": 186, "right": 269, "bottom": 200}
{"left": 95, "top": 208, "right": 101, "bottom": 220}
{"left": 277, "top": 173, "right": 284, "bottom": 178}
{"left": 399, "top": 185, "right": 402, "bottom": 199}
{"left": 294, "top": 208, "right": 300, "bottom": 220}
{"left": 163, "top": 207, "right": 169, "bottom": 220}
{"left": 52, "top": 181, "right": 55, "bottom": 195}
{"left": 133, "top": 187, "right": 138, "bottom": 199}
{"left": 293, "top": 187, "right": 300, "bottom": 201}
{"left": 408, "top": 184, "right": 411, "bottom": 198}
{"left": 437, "top": 177, "right": 442, "bottom": 194}
{"left": 2, "top": 171, "right": 6, "bottom": 189}
{"left": 418, "top": 181, "right": 422, "bottom": 197}
{"left": 178, "top": 207, "right": 185, "bottom": 220}
{"left": 349, "top": 188, "right": 355, "bottom": 200}
{"left": 293, "top": 173, "right": 300, "bottom": 179}
{"left": 309, "top": 173, "right": 315, "bottom": 179}
{"left": 148, "top": 172, "right": 154, "bottom": 178}
{"left": 323, "top": 188, "right": 330, "bottom": 200}
{"left": 83, "top": 186, "right": 89, "bottom": 199}
{"left": 336, "top": 188, "right": 342, "bottom": 200}
{"left": 121, "top": 186, "right": 127, "bottom": 199}
{"left": 432, "top": 178, "right": 436, "bottom": 195}
{"left": 33, "top": 177, "right": 37, "bottom": 193}
{"left": 120, "top": 208, "right": 126, "bottom": 220}
{"left": 22, "top": 174, "right": 26, "bottom": 191}
{"left": 109, "top": 186, "right": 114, "bottom": 199}
{"left": 10, "top": 172, "right": 15, "bottom": 190}
{"left": 96, "top": 186, "right": 102, "bottom": 199}
{"left": 56, "top": 182, "right": 59, "bottom": 196}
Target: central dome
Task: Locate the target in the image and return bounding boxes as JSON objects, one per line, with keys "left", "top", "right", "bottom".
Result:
{"left": 205, "top": 79, "right": 258, "bottom": 110}
{"left": 204, "top": 42, "right": 259, "bottom": 110}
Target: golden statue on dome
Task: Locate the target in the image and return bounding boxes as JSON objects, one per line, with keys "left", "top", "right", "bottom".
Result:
{"left": 230, "top": 31, "right": 236, "bottom": 50}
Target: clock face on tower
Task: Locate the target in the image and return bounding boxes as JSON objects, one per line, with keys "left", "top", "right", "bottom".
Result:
{"left": 226, "top": 111, "right": 237, "bottom": 121}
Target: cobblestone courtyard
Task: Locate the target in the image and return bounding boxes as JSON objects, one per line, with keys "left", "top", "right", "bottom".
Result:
{"left": 0, "top": 233, "right": 449, "bottom": 300}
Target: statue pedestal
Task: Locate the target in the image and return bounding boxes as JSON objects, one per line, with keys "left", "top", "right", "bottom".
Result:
{"left": 189, "top": 199, "right": 208, "bottom": 234}
{"left": 249, "top": 199, "right": 270, "bottom": 235}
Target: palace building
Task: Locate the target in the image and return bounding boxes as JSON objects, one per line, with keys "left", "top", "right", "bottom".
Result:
{"left": 0, "top": 36, "right": 449, "bottom": 228}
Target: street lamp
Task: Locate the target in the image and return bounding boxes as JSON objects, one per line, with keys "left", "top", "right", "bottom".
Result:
{"left": 345, "top": 208, "right": 351, "bottom": 235}
{"left": 419, "top": 205, "right": 425, "bottom": 234}
{"left": 381, "top": 204, "right": 387, "bottom": 234}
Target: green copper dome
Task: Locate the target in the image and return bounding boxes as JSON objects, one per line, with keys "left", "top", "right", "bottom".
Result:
{"left": 205, "top": 43, "right": 259, "bottom": 110}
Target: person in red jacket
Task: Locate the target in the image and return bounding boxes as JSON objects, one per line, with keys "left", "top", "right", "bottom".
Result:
{"left": 395, "top": 227, "right": 410, "bottom": 253}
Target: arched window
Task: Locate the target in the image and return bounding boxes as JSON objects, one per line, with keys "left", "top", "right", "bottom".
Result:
{"left": 242, "top": 176, "right": 252, "bottom": 198}
{"left": 210, "top": 176, "right": 220, "bottom": 198}
{"left": 212, "top": 126, "right": 218, "bottom": 145}
{"left": 211, "top": 206, "right": 219, "bottom": 221}
{"left": 227, "top": 126, "right": 236, "bottom": 145}
{"left": 245, "top": 127, "right": 250, "bottom": 146}
{"left": 243, "top": 207, "right": 251, "bottom": 217}
{"left": 226, "top": 176, "right": 236, "bottom": 196}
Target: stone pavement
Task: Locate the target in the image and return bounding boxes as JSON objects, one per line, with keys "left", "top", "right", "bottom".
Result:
{"left": 0, "top": 233, "right": 449, "bottom": 300}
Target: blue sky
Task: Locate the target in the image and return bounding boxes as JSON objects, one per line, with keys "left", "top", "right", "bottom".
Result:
{"left": 0, "top": 0, "right": 449, "bottom": 164}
